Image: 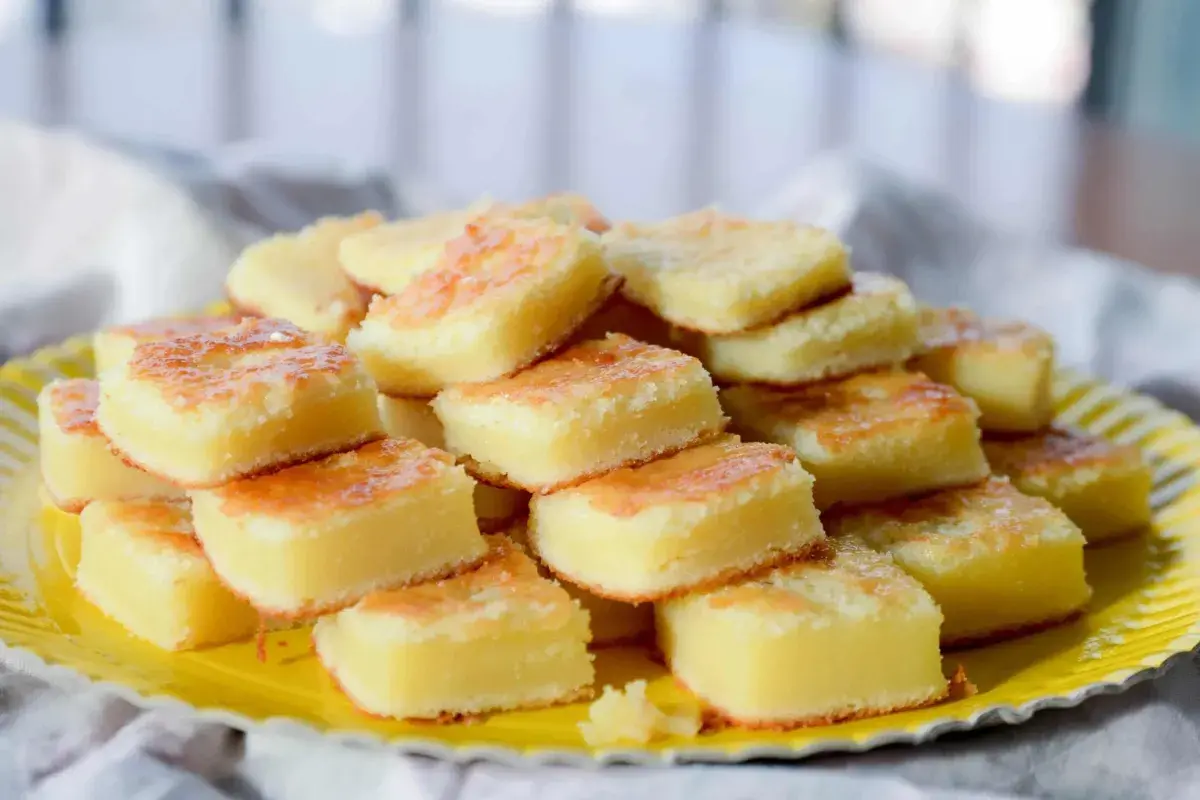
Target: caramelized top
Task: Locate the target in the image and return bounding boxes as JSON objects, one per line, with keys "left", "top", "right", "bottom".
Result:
{"left": 126, "top": 318, "right": 360, "bottom": 407}
{"left": 211, "top": 438, "right": 454, "bottom": 520}
{"left": 575, "top": 436, "right": 797, "bottom": 516}
{"left": 983, "top": 428, "right": 1142, "bottom": 477}
{"left": 94, "top": 499, "right": 202, "bottom": 556}
{"left": 607, "top": 209, "right": 843, "bottom": 276}
{"left": 918, "top": 306, "right": 1051, "bottom": 356}
{"left": 103, "top": 314, "right": 244, "bottom": 343}
{"left": 449, "top": 333, "right": 700, "bottom": 404}
{"left": 826, "top": 476, "right": 1082, "bottom": 556}
{"left": 505, "top": 193, "right": 610, "bottom": 234}
{"left": 723, "top": 371, "right": 975, "bottom": 453}
{"left": 357, "top": 536, "right": 571, "bottom": 625}
{"left": 370, "top": 218, "right": 577, "bottom": 327}
{"left": 47, "top": 379, "right": 100, "bottom": 434}
{"left": 700, "top": 536, "right": 931, "bottom": 619}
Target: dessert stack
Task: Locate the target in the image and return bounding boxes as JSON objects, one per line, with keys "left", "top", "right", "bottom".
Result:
{"left": 34, "top": 194, "right": 1154, "bottom": 738}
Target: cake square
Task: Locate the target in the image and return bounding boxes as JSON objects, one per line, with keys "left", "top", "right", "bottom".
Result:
{"left": 656, "top": 535, "right": 947, "bottom": 729}
{"left": 826, "top": 477, "right": 1092, "bottom": 647}
{"left": 189, "top": 438, "right": 488, "bottom": 617}
{"left": 911, "top": 307, "right": 1055, "bottom": 432}
{"left": 39, "top": 379, "right": 183, "bottom": 513}
{"left": 721, "top": 371, "right": 989, "bottom": 509}
{"left": 96, "top": 318, "right": 384, "bottom": 488}
{"left": 75, "top": 499, "right": 259, "bottom": 650}
{"left": 672, "top": 273, "right": 919, "bottom": 385}
{"left": 347, "top": 217, "right": 619, "bottom": 396}
{"left": 313, "top": 535, "right": 594, "bottom": 721}
{"left": 432, "top": 334, "right": 728, "bottom": 493}
{"left": 984, "top": 428, "right": 1152, "bottom": 544}
{"left": 603, "top": 209, "right": 850, "bottom": 334}
{"left": 504, "top": 519, "right": 654, "bottom": 646}
{"left": 529, "top": 436, "right": 825, "bottom": 600}
{"left": 225, "top": 212, "right": 383, "bottom": 341}
{"left": 93, "top": 315, "right": 244, "bottom": 377}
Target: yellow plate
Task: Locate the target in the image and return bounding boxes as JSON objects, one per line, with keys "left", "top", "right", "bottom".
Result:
{"left": 2, "top": 332, "right": 1200, "bottom": 766}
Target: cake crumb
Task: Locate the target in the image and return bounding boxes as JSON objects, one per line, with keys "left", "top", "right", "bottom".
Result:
{"left": 948, "top": 664, "right": 977, "bottom": 700}
{"left": 578, "top": 680, "right": 701, "bottom": 746}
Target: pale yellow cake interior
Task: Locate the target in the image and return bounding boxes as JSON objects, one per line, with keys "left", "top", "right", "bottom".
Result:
{"left": 721, "top": 371, "right": 989, "bottom": 509}
{"left": 984, "top": 429, "right": 1153, "bottom": 544}
{"left": 97, "top": 318, "right": 384, "bottom": 487}
{"left": 529, "top": 437, "right": 824, "bottom": 600}
{"left": 912, "top": 307, "right": 1055, "bottom": 432}
{"left": 656, "top": 536, "right": 947, "bottom": 726}
{"left": 225, "top": 212, "right": 382, "bottom": 341}
{"left": 828, "top": 477, "right": 1092, "bottom": 645}
{"left": 313, "top": 537, "right": 594, "bottom": 720}
{"left": 603, "top": 209, "right": 850, "bottom": 334}
{"left": 189, "top": 439, "right": 488, "bottom": 616}
{"left": 75, "top": 499, "right": 259, "bottom": 650}
{"left": 674, "top": 272, "right": 919, "bottom": 385}
{"left": 432, "top": 334, "right": 727, "bottom": 492}
{"left": 578, "top": 680, "right": 702, "bottom": 746}
{"left": 39, "top": 379, "right": 183, "bottom": 512}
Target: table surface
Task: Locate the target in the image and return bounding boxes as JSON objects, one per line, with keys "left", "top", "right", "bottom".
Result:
{"left": 1, "top": 3, "right": 1198, "bottom": 279}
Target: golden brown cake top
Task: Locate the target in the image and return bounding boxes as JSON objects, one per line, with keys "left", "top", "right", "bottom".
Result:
{"left": 918, "top": 306, "right": 1051, "bottom": 356}
{"left": 697, "top": 536, "right": 933, "bottom": 619}
{"left": 503, "top": 193, "right": 610, "bottom": 234}
{"left": 357, "top": 536, "right": 572, "bottom": 625}
{"left": 826, "top": 476, "right": 1081, "bottom": 555}
{"left": 450, "top": 333, "right": 699, "bottom": 404}
{"left": 47, "top": 378, "right": 100, "bottom": 434}
{"left": 725, "top": 371, "right": 975, "bottom": 452}
{"left": 983, "top": 428, "right": 1142, "bottom": 477}
{"left": 574, "top": 436, "right": 796, "bottom": 516}
{"left": 103, "top": 314, "right": 244, "bottom": 342}
{"left": 95, "top": 499, "right": 202, "bottom": 556}
{"left": 368, "top": 218, "right": 581, "bottom": 328}
{"left": 607, "top": 209, "right": 841, "bottom": 274}
{"left": 209, "top": 438, "right": 455, "bottom": 520}
{"left": 126, "top": 318, "right": 360, "bottom": 407}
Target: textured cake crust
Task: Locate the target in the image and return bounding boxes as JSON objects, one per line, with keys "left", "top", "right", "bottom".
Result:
{"left": 368, "top": 273, "right": 624, "bottom": 402}
{"left": 106, "top": 431, "right": 387, "bottom": 491}
{"left": 941, "top": 608, "right": 1086, "bottom": 650}
{"left": 675, "top": 675, "right": 950, "bottom": 732}
{"left": 528, "top": 536, "right": 827, "bottom": 604}
{"left": 458, "top": 423, "right": 729, "bottom": 494}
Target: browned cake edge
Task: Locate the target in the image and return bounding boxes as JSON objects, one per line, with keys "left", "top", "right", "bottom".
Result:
{"left": 676, "top": 675, "right": 951, "bottom": 732}
{"left": 100, "top": 428, "right": 386, "bottom": 491}
{"left": 316, "top": 646, "right": 595, "bottom": 724}
{"left": 941, "top": 608, "right": 1086, "bottom": 651}
{"left": 528, "top": 536, "right": 830, "bottom": 605}
{"left": 39, "top": 479, "right": 87, "bottom": 514}
{"left": 459, "top": 420, "right": 730, "bottom": 494}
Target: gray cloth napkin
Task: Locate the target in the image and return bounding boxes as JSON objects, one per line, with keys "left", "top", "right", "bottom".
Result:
{"left": 4, "top": 127, "right": 1200, "bottom": 800}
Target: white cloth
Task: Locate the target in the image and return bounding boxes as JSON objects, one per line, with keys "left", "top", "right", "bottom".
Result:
{"left": 2, "top": 123, "right": 1200, "bottom": 800}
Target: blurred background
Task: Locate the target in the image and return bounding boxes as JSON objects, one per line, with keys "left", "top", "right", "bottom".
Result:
{"left": 0, "top": 0, "right": 1198, "bottom": 275}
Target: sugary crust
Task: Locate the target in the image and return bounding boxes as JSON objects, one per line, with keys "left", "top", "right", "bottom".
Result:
{"left": 674, "top": 675, "right": 950, "bottom": 732}
{"left": 918, "top": 306, "right": 1052, "bottom": 358}
{"left": 941, "top": 608, "right": 1086, "bottom": 650}
{"left": 528, "top": 535, "right": 826, "bottom": 604}
{"left": 982, "top": 427, "right": 1143, "bottom": 478}
{"left": 210, "top": 545, "right": 492, "bottom": 622}
{"left": 45, "top": 379, "right": 101, "bottom": 434}
{"left": 101, "top": 314, "right": 246, "bottom": 342}
{"left": 458, "top": 423, "right": 730, "bottom": 494}
{"left": 105, "top": 431, "right": 386, "bottom": 491}
{"left": 317, "top": 643, "right": 594, "bottom": 724}
{"left": 370, "top": 273, "right": 624, "bottom": 402}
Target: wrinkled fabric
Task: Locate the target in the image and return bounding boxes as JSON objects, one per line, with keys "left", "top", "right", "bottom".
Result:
{"left": 2, "top": 124, "right": 1199, "bottom": 800}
